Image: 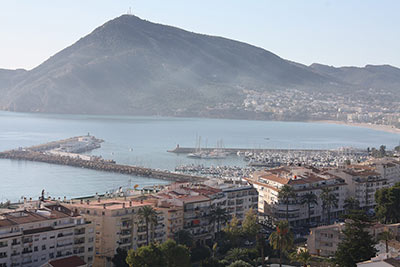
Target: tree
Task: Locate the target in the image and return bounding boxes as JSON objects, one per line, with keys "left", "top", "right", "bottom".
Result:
{"left": 126, "top": 240, "right": 191, "bottom": 267}
{"left": 210, "top": 207, "right": 229, "bottom": 236}
{"left": 378, "top": 230, "right": 395, "bottom": 254}
{"left": 191, "top": 245, "right": 211, "bottom": 263}
{"left": 224, "top": 248, "right": 250, "bottom": 264}
{"left": 126, "top": 243, "right": 164, "bottom": 267}
{"left": 242, "top": 208, "right": 260, "bottom": 240}
{"left": 379, "top": 145, "right": 386, "bottom": 157}
{"left": 300, "top": 192, "right": 318, "bottom": 224}
{"left": 343, "top": 197, "right": 360, "bottom": 213}
{"left": 394, "top": 145, "right": 400, "bottom": 152}
{"left": 160, "top": 239, "right": 191, "bottom": 267}
{"left": 334, "top": 220, "right": 377, "bottom": 267}
{"left": 201, "top": 257, "right": 224, "bottom": 267}
{"left": 138, "top": 205, "right": 158, "bottom": 245}
{"left": 321, "top": 187, "right": 338, "bottom": 224}
{"left": 223, "top": 215, "right": 242, "bottom": 247}
{"left": 290, "top": 249, "right": 312, "bottom": 267}
{"left": 227, "top": 260, "right": 252, "bottom": 267}
{"left": 269, "top": 220, "right": 294, "bottom": 267}
{"left": 112, "top": 248, "right": 129, "bottom": 267}
{"left": 278, "top": 185, "right": 296, "bottom": 221}
{"left": 174, "top": 230, "right": 194, "bottom": 248}
{"left": 375, "top": 183, "right": 400, "bottom": 223}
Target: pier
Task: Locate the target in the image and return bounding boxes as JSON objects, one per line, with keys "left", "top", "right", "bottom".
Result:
{"left": 167, "top": 146, "right": 366, "bottom": 154}
{"left": 0, "top": 137, "right": 207, "bottom": 183}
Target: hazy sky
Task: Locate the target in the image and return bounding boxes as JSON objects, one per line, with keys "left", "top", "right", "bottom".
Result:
{"left": 1, "top": 0, "right": 399, "bottom": 70}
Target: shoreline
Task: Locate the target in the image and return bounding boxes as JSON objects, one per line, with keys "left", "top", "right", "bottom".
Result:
{"left": 314, "top": 120, "right": 400, "bottom": 135}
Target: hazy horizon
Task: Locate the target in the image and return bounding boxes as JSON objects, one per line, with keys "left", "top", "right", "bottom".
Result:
{"left": 1, "top": 0, "right": 400, "bottom": 70}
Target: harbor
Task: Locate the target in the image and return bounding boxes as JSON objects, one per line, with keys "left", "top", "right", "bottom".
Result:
{"left": 0, "top": 136, "right": 207, "bottom": 183}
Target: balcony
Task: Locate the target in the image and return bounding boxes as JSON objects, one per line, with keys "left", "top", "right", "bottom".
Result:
{"left": 74, "top": 238, "right": 85, "bottom": 245}
{"left": 22, "top": 238, "right": 33, "bottom": 244}
{"left": 120, "top": 230, "right": 131, "bottom": 236}
{"left": 74, "top": 229, "right": 86, "bottom": 235}
{"left": 57, "top": 232, "right": 73, "bottom": 238}
{"left": 57, "top": 242, "right": 73, "bottom": 248}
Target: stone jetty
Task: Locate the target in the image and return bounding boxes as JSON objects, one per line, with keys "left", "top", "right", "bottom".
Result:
{"left": 0, "top": 138, "right": 207, "bottom": 183}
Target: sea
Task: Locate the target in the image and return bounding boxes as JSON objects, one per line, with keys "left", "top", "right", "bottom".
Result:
{"left": 0, "top": 111, "right": 399, "bottom": 202}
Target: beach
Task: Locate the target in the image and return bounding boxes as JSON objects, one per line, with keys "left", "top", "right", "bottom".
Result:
{"left": 315, "top": 120, "right": 400, "bottom": 135}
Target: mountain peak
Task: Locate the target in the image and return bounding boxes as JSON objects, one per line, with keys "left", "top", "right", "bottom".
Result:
{"left": 0, "top": 15, "right": 398, "bottom": 117}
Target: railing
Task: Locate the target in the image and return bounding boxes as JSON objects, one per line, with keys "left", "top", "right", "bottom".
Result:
{"left": 58, "top": 232, "right": 73, "bottom": 238}
{"left": 57, "top": 243, "right": 73, "bottom": 247}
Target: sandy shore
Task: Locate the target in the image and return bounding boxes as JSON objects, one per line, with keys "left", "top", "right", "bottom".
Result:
{"left": 313, "top": 120, "right": 400, "bottom": 134}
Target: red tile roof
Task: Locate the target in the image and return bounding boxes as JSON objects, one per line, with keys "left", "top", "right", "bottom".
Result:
{"left": 48, "top": 256, "right": 86, "bottom": 267}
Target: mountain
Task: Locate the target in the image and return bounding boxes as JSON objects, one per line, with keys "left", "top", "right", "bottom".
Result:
{"left": 310, "top": 63, "right": 400, "bottom": 92}
{"left": 0, "top": 15, "right": 399, "bottom": 117}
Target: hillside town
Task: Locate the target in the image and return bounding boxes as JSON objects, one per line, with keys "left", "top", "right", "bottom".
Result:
{"left": 1, "top": 155, "right": 400, "bottom": 266}
{"left": 228, "top": 88, "right": 400, "bottom": 129}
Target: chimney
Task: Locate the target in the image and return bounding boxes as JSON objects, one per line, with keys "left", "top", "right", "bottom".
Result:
{"left": 86, "top": 200, "right": 90, "bottom": 205}
{"left": 63, "top": 196, "right": 67, "bottom": 202}
{"left": 24, "top": 197, "right": 27, "bottom": 205}
{"left": 129, "top": 201, "right": 132, "bottom": 207}
{"left": 103, "top": 204, "right": 106, "bottom": 209}
{"left": 80, "top": 199, "right": 83, "bottom": 204}
{"left": 97, "top": 198, "right": 100, "bottom": 203}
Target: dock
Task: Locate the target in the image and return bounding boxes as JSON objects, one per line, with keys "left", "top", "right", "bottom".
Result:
{"left": 0, "top": 137, "right": 207, "bottom": 183}
{"left": 167, "top": 146, "right": 363, "bottom": 154}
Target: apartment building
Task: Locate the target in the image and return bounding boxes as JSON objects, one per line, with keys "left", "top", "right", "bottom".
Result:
{"left": 218, "top": 184, "right": 258, "bottom": 222}
{"left": 362, "top": 158, "right": 400, "bottom": 186}
{"left": 328, "top": 166, "right": 390, "bottom": 209}
{"left": 157, "top": 181, "right": 258, "bottom": 243}
{"left": 0, "top": 202, "right": 94, "bottom": 267}
{"left": 246, "top": 166, "right": 347, "bottom": 225}
{"left": 307, "top": 222, "right": 400, "bottom": 257}
{"left": 65, "top": 196, "right": 172, "bottom": 267}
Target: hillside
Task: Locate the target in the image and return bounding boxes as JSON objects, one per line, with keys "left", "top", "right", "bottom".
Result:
{"left": 0, "top": 15, "right": 399, "bottom": 119}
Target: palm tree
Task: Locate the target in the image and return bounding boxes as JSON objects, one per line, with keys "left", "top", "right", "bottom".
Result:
{"left": 378, "top": 230, "right": 395, "bottom": 254}
{"left": 278, "top": 185, "right": 296, "bottom": 222}
{"left": 138, "top": 205, "right": 158, "bottom": 245}
{"left": 290, "top": 249, "right": 312, "bottom": 267}
{"left": 321, "top": 187, "right": 338, "bottom": 224}
{"left": 343, "top": 197, "right": 360, "bottom": 213}
{"left": 269, "top": 220, "right": 294, "bottom": 267}
{"left": 300, "top": 192, "right": 318, "bottom": 224}
{"left": 210, "top": 206, "right": 229, "bottom": 236}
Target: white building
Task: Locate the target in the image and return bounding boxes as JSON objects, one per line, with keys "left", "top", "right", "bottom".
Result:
{"left": 246, "top": 166, "right": 347, "bottom": 225}
{"left": 328, "top": 166, "right": 390, "bottom": 209}
{"left": 0, "top": 202, "right": 94, "bottom": 267}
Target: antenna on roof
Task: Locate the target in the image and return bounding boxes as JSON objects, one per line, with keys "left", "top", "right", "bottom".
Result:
{"left": 127, "top": 7, "right": 132, "bottom": 15}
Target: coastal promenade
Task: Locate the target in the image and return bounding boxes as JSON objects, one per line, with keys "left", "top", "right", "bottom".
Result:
{"left": 0, "top": 137, "right": 207, "bottom": 183}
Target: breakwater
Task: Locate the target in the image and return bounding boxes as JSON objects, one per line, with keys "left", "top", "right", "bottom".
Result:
{"left": 0, "top": 138, "right": 207, "bottom": 183}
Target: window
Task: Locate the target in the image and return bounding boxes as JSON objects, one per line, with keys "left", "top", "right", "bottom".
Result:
{"left": 34, "top": 246, "right": 38, "bottom": 252}
{"left": 42, "top": 245, "right": 46, "bottom": 250}
{"left": 88, "top": 247, "right": 93, "bottom": 252}
{"left": 49, "top": 253, "right": 54, "bottom": 259}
